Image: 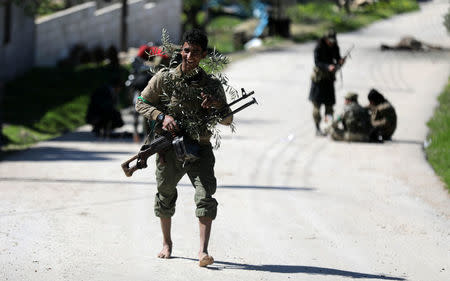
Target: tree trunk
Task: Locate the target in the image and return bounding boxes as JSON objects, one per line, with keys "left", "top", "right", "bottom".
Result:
{"left": 120, "top": 0, "right": 128, "bottom": 52}
{"left": 344, "top": 0, "right": 351, "bottom": 15}
{"left": 0, "top": 82, "right": 3, "bottom": 148}
{"left": 64, "top": 0, "right": 73, "bottom": 9}
{"left": 333, "top": 0, "right": 342, "bottom": 9}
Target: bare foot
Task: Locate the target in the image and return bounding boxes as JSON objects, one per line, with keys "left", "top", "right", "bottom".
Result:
{"left": 198, "top": 252, "right": 214, "bottom": 267}
{"left": 157, "top": 243, "right": 172, "bottom": 259}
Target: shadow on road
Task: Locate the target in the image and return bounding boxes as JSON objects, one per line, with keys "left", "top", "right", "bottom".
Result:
{"left": 1, "top": 146, "right": 128, "bottom": 161}
{"left": 392, "top": 139, "right": 423, "bottom": 146}
{"left": 48, "top": 131, "right": 136, "bottom": 143}
{"left": 219, "top": 185, "right": 315, "bottom": 191}
{"left": 0, "top": 177, "right": 315, "bottom": 192}
{"left": 176, "top": 257, "right": 406, "bottom": 280}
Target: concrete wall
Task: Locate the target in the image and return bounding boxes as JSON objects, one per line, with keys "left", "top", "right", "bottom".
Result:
{"left": 35, "top": 0, "right": 182, "bottom": 66}
{"left": 0, "top": 3, "right": 35, "bottom": 81}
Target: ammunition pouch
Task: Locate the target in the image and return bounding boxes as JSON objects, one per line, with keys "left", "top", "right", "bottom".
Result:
{"left": 172, "top": 136, "right": 200, "bottom": 163}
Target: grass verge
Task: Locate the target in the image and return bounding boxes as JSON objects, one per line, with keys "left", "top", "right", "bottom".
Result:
{"left": 426, "top": 78, "right": 450, "bottom": 191}
{"left": 1, "top": 64, "right": 128, "bottom": 152}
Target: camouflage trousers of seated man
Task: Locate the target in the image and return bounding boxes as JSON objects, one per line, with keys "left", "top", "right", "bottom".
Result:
{"left": 312, "top": 102, "right": 334, "bottom": 125}
{"left": 154, "top": 144, "right": 218, "bottom": 220}
{"left": 330, "top": 127, "right": 370, "bottom": 142}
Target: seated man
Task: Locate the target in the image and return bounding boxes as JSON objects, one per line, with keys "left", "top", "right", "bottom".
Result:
{"left": 329, "top": 92, "right": 373, "bottom": 142}
{"left": 367, "top": 89, "right": 397, "bottom": 141}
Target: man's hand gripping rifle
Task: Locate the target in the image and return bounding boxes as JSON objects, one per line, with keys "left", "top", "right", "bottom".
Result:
{"left": 121, "top": 88, "right": 257, "bottom": 177}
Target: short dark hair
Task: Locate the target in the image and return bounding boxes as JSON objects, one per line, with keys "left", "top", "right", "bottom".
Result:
{"left": 326, "top": 28, "right": 336, "bottom": 39}
{"left": 182, "top": 29, "right": 208, "bottom": 51}
{"left": 368, "top": 88, "right": 386, "bottom": 105}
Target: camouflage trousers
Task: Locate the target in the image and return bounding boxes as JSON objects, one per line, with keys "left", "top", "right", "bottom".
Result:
{"left": 312, "top": 102, "right": 334, "bottom": 125}
{"left": 330, "top": 127, "right": 370, "bottom": 142}
{"left": 154, "top": 144, "right": 218, "bottom": 220}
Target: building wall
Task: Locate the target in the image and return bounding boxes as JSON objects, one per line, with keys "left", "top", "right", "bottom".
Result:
{"left": 35, "top": 0, "right": 182, "bottom": 66}
{"left": 0, "top": 3, "right": 35, "bottom": 81}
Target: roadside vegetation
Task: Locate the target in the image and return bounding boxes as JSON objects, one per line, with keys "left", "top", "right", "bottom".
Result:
{"left": 426, "top": 78, "right": 450, "bottom": 191}
{"left": 1, "top": 64, "right": 128, "bottom": 152}
{"left": 287, "top": 0, "right": 419, "bottom": 43}
{"left": 207, "top": 0, "right": 419, "bottom": 53}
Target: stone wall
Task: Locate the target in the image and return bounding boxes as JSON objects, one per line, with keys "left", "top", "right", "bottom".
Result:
{"left": 0, "top": 3, "right": 35, "bottom": 81}
{"left": 35, "top": 0, "right": 182, "bottom": 66}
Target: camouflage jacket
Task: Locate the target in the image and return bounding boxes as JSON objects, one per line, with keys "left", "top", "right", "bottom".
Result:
{"left": 311, "top": 38, "right": 342, "bottom": 83}
{"left": 334, "top": 101, "right": 372, "bottom": 135}
{"left": 135, "top": 64, "right": 232, "bottom": 143}
{"left": 368, "top": 101, "right": 397, "bottom": 138}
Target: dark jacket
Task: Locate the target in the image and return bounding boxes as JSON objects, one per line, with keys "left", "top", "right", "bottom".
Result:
{"left": 369, "top": 100, "right": 397, "bottom": 140}
{"left": 309, "top": 38, "right": 342, "bottom": 105}
{"left": 86, "top": 85, "right": 123, "bottom": 129}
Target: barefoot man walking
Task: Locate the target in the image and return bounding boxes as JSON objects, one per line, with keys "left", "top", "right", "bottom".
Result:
{"left": 135, "top": 29, "right": 233, "bottom": 267}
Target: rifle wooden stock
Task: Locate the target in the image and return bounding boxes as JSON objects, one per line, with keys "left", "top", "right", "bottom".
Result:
{"left": 121, "top": 135, "right": 172, "bottom": 177}
{"left": 121, "top": 154, "right": 140, "bottom": 177}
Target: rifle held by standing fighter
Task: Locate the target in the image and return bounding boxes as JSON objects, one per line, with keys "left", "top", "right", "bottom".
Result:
{"left": 121, "top": 88, "right": 257, "bottom": 177}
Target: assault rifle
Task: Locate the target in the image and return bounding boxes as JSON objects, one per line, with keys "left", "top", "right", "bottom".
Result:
{"left": 335, "top": 44, "right": 354, "bottom": 72}
{"left": 335, "top": 44, "right": 354, "bottom": 88}
{"left": 121, "top": 88, "right": 257, "bottom": 177}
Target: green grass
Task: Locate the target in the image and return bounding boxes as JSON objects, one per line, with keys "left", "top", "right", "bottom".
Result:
{"left": 287, "top": 0, "right": 419, "bottom": 43}
{"left": 207, "top": 15, "right": 245, "bottom": 53}
{"left": 1, "top": 64, "right": 128, "bottom": 151}
{"left": 426, "top": 78, "right": 450, "bottom": 191}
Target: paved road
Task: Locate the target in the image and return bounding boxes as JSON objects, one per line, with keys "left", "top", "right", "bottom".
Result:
{"left": 1, "top": 1, "right": 450, "bottom": 280}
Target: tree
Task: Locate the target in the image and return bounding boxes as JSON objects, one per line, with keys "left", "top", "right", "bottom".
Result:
{"left": 183, "top": 0, "right": 208, "bottom": 32}
{"left": 120, "top": 0, "right": 128, "bottom": 51}
{"left": 8, "top": 0, "right": 43, "bottom": 15}
{"left": 183, "top": 0, "right": 253, "bottom": 32}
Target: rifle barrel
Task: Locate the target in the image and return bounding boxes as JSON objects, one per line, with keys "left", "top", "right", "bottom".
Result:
{"left": 227, "top": 90, "right": 255, "bottom": 108}
{"left": 220, "top": 97, "right": 257, "bottom": 120}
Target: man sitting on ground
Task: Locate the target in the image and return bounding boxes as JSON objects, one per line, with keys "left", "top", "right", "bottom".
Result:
{"left": 329, "top": 92, "right": 373, "bottom": 142}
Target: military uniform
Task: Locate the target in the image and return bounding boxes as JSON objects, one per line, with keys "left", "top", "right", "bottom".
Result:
{"left": 330, "top": 93, "right": 373, "bottom": 142}
{"left": 368, "top": 100, "right": 397, "bottom": 140}
{"left": 309, "top": 35, "right": 342, "bottom": 131}
{"left": 135, "top": 64, "right": 231, "bottom": 220}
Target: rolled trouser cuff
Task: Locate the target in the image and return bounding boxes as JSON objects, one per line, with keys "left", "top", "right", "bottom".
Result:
{"left": 154, "top": 191, "right": 177, "bottom": 218}
{"left": 195, "top": 197, "right": 218, "bottom": 220}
